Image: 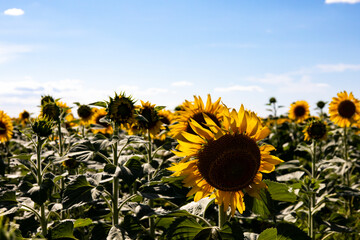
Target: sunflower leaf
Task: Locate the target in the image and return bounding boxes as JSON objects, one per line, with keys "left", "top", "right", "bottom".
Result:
{"left": 165, "top": 217, "right": 207, "bottom": 240}
{"left": 264, "top": 180, "right": 298, "bottom": 202}
{"left": 258, "top": 228, "right": 277, "bottom": 240}
{"left": 48, "top": 220, "right": 77, "bottom": 240}
{"left": 90, "top": 101, "right": 107, "bottom": 108}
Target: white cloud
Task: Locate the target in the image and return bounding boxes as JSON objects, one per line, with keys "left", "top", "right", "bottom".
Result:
{"left": 171, "top": 81, "right": 193, "bottom": 87}
{"left": 0, "top": 43, "right": 32, "bottom": 63}
{"left": 316, "top": 64, "right": 360, "bottom": 72}
{"left": 249, "top": 73, "right": 329, "bottom": 93}
{"left": 214, "top": 85, "right": 264, "bottom": 92}
{"left": 325, "top": 0, "right": 360, "bottom": 4}
{"left": 4, "top": 8, "right": 24, "bottom": 16}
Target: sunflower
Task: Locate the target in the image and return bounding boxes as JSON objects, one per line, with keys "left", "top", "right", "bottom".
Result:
{"left": 40, "top": 95, "right": 55, "bottom": 106}
{"left": 0, "top": 111, "right": 13, "bottom": 143}
{"left": 19, "top": 110, "right": 30, "bottom": 125}
{"left": 288, "top": 100, "right": 310, "bottom": 123}
{"left": 135, "top": 100, "right": 162, "bottom": 137}
{"left": 156, "top": 109, "right": 174, "bottom": 140}
{"left": 171, "top": 94, "right": 225, "bottom": 140}
{"left": 91, "top": 108, "right": 113, "bottom": 135}
{"left": 168, "top": 105, "right": 283, "bottom": 216}
{"left": 56, "top": 101, "right": 72, "bottom": 115}
{"left": 329, "top": 91, "right": 360, "bottom": 127}
{"left": 107, "top": 92, "right": 136, "bottom": 125}
{"left": 303, "top": 120, "right": 327, "bottom": 141}
{"left": 41, "top": 102, "right": 60, "bottom": 121}
{"left": 77, "top": 105, "right": 93, "bottom": 125}
{"left": 32, "top": 117, "right": 53, "bottom": 138}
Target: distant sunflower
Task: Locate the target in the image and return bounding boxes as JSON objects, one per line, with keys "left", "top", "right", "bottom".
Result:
{"left": 77, "top": 105, "right": 93, "bottom": 125}
{"left": 329, "top": 91, "right": 360, "bottom": 127}
{"left": 289, "top": 100, "right": 310, "bottom": 123}
{"left": 40, "top": 95, "right": 55, "bottom": 106}
{"left": 65, "top": 113, "right": 78, "bottom": 129}
{"left": 168, "top": 106, "right": 283, "bottom": 216}
{"left": 107, "top": 92, "right": 135, "bottom": 125}
{"left": 19, "top": 110, "right": 30, "bottom": 125}
{"left": 56, "top": 101, "right": 72, "bottom": 115}
{"left": 0, "top": 111, "right": 13, "bottom": 143}
{"left": 171, "top": 94, "right": 225, "bottom": 140}
{"left": 303, "top": 120, "right": 327, "bottom": 141}
{"left": 91, "top": 108, "right": 113, "bottom": 135}
{"left": 136, "top": 101, "right": 162, "bottom": 137}
{"left": 156, "top": 109, "right": 174, "bottom": 140}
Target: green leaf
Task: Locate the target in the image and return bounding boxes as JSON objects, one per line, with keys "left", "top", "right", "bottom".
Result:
{"left": 180, "top": 197, "right": 214, "bottom": 217}
{"left": 264, "top": 180, "right": 297, "bottom": 202}
{"left": 0, "top": 191, "right": 17, "bottom": 207}
{"left": 62, "top": 175, "right": 98, "bottom": 209}
{"left": 104, "top": 164, "right": 134, "bottom": 185}
{"left": 166, "top": 217, "right": 207, "bottom": 240}
{"left": 220, "top": 221, "right": 244, "bottom": 240}
{"left": 245, "top": 189, "right": 273, "bottom": 219}
{"left": 49, "top": 220, "right": 77, "bottom": 239}
{"left": 193, "top": 228, "right": 220, "bottom": 240}
{"left": 74, "top": 218, "right": 93, "bottom": 228}
{"left": 258, "top": 228, "right": 277, "bottom": 240}
{"left": 277, "top": 223, "right": 310, "bottom": 240}
{"left": 28, "top": 178, "right": 54, "bottom": 205}
{"left": 89, "top": 101, "right": 107, "bottom": 108}
{"left": 90, "top": 222, "right": 111, "bottom": 240}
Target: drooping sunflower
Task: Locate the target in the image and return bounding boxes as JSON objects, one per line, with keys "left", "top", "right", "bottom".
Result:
{"left": 32, "top": 117, "right": 53, "bottom": 138}
{"left": 19, "top": 110, "right": 30, "bottom": 125}
{"left": 329, "top": 91, "right": 360, "bottom": 127}
{"left": 107, "top": 92, "right": 136, "bottom": 125}
{"left": 171, "top": 94, "right": 225, "bottom": 140}
{"left": 135, "top": 100, "right": 162, "bottom": 137}
{"left": 288, "top": 100, "right": 310, "bottom": 123}
{"left": 168, "top": 105, "right": 283, "bottom": 216}
{"left": 91, "top": 108, "right": 113, "bottom": 135}
{"left": 40, "top": 95, "right": 55, "bottom": 106}
{"left": 0, "top": 111, "right": 13, "bottom": 143}
{"left": 303, "top": 120, "right": 327, "bottom": 141}
{"left": 41, "top": 102, "right": 60, "bottom": 121}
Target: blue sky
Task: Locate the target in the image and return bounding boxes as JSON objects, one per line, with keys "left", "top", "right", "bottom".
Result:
{"left": 1, "top": 0, "right": 360, "bottom": 117}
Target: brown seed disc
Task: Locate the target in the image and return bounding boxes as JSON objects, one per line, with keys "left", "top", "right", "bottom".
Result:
{"left": 197, "top": 134, "right": 261, "bottom": 192}
{"left": 338, "top": 100, "right": 356, "bottom": 119}
{"left": 0, "top": 122, "right": 6, "bottom": 134}
{"left": 294, "top": 106, "right": 306, "bottom": 118}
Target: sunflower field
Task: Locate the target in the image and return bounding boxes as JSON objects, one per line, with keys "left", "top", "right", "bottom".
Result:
{"left": 0, "top": 91, "right": 359, "bottom": 240}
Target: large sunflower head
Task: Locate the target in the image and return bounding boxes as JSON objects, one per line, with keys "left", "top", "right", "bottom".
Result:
{"left": 329, "top": 91, "right": 360, "bottom": 127}
{"left": 0, "top": 111, "right": 13, "bottom": 143}
{"left": 107, "top": 92, "right": 136, "bottom": 125}
{"left": 135, "top": 100, "right": 162, "bottom": 136}
{"left": 41, "top": 102, "right": 60, "bottom": 121}
{"left": 288, "top": 100, "right": 310, "bottom": 123}
{"left": 77, "top": 104, "right": 93, "bottom": 124}
{"left": 303, "top": 120, "right": 327, "bottom": 142}
{"left": 91, "top": 108, "right": 113, "bottom": 135}
{"left": 168, "top": 105, "right": 283, "bottom": 216}
{"left": 171, "top": 94, "right": 225, "bottom": 140}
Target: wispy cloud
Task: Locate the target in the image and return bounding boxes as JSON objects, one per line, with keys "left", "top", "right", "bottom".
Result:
{"left": 0, "top": 43, "right": 32, "bottom": 63}
{"left": 4, "top": 8, "right": 24, "bottom": 16}
{"left": 316, "top": 64, "right": 360, "bottom": 72}
{"left": 249, "top": 72, "right": 329, "bottom": 93}
{"left": 171, "top": 81, "right": 193, "bottom": 87}
{"left": 325, "top": 0, "right": 360, "bottom": 4}
{"left": 214, "top": 85, "right": 264, "bottom": 92}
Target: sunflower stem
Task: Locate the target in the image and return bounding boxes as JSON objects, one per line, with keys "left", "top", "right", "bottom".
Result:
{"left": 343, "top": 126, "right": 352, "bottom": 216}
{"left": 147, "top": 130, "right": 155, "bottom": 238}
{"left": 309, "top": 140, "right": 316, "bottom": 240}
{"left": 112, "top": 123, "right": 119, "bottom": 226}
{"left": 218, "top": 204, "right": 226, "bottom": 228}
{"left": 36, "top": 136, "right": 47, "bottom": 237}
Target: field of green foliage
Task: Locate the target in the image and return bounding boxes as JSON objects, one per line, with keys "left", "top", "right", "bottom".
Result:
{"left": 0, "top": 91, "right": 359, "bottom": 240}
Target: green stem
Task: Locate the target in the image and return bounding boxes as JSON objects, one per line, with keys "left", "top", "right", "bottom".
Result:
{"left": 36, "top": 136, "right": 47, "bottom": 237}
{"left": 58, "top": 120, "right": 63, "bottom": 156}
{"left": 309, "top": 140, "right": 317, "bottom": 240}
{"left": 218, "top": 204, "right": 226, "bottom": 228}
{"left": 147, "top": 130, "right": 155, "bottom": 238}
{"left": 343, "top": 126, "right": 352, "bottom": 215}
{"left": 112, "top": 123, "right": 119, "bottom": 226}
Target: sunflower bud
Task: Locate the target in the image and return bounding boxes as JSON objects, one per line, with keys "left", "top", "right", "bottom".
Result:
{"left": 107, "top": 93, "right": 135, "bottom": 125}
{"left": 42, "top": 102, "right": 60, "bottom": 121}
{"left": 32, "top": 118, "right": 53, "bottom": 137}
{"left": 269, "top": 97, "right": 277, "bottom": 104}
{"left": 136, "top": 101, "right": 159, "bottom": 130}
{"left": 62, "top": 156, "right": 79, "bottom": 169}
{"left": 316, "top": 101, "right": 325, "bottom": 109}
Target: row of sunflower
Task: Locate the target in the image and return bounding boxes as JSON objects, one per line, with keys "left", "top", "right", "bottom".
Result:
{"left": 0, "top": 91, "right": 359, "bottom": 239}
